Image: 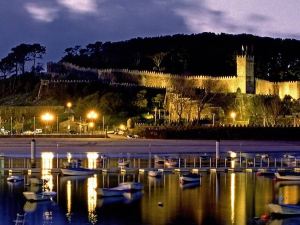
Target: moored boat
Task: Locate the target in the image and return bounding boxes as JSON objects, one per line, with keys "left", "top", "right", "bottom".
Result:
{"left": 23, "top": 191, "right": 56, "bottom": 202}
{"left": 179, "top": 173, "right": 201, "bottom": 183}
{"left": 61, "top": 167, "right": 95, "bottom": 176}
{"left": 165, "top": 158, "right": 178, "bottom": 168}
{"left": 97, "top": 182, "right": 143, "bottom": 197}
{"left": 61, "top": 159, "right": 95, "bottom": 176}
{"left": 154, "top": 155, "right": 165, "bottom": 165}
{"left": 7, "top": 175, "right": 24, "bottom": 183}
{"left": 118, "top": 160, "right": 130, "bottom": 167}
{"left": 274, "top": 172, "right": 300, "bottom": 181}
{"left": 148, "top": 170, "right": 162, "bottom": 177}
{"left": 268, "top": 203, "right": 300, "bottom": 216}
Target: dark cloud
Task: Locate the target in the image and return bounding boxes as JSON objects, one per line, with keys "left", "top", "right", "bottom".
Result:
{"left": 0, "top": 0, "right": 189, "bottom": 61}
{"left": 247, "top": 14, "right": 270, "bottom": 23}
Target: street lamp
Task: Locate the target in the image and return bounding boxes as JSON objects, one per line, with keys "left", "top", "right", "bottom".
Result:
{"left": 230, "top": 111, "right": 236, "bottom": 125}
{"left": 87, "top": 110, "right": 98, "bottom": 134}
{"left": 41, "top": 112, "right": 54, "bottom": 133}
{"left": 66, "top": 102, "right": 72, "bottom": 133}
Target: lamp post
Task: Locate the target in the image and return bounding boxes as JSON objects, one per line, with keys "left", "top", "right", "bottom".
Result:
{"left": 87, "top": 110, "right": 98, "bottom": 135}
{"left": 41, "top": 112, "right": 54, "bottom": 134}
{"left": 66, "top": 102, "right": 72, "bottom": 133}
{"left": 230, "top": 111, "right": 236, "bottom": 126}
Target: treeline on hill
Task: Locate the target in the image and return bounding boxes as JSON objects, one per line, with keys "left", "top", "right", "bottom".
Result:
{"left": 60, "top": 33, "right": 300, "bottom": 81}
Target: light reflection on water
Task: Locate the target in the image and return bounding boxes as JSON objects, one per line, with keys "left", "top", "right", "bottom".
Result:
{"left": 3, "top": 171, "right": 300, "bottom": 224}
{"left": 4, "top": 147, "right": 300, "bottom": 225}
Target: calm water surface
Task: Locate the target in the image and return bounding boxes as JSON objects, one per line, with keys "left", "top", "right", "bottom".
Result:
{"left": 1, "top": 171, "right": 300, "bottom": 225}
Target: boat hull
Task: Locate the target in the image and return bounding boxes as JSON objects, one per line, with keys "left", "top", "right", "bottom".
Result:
{"left": 23, "top": 192, "right": 53, "bottom": 202}
{"left": 268, "top": 203, "right": 300, "bottom": 215}
{"left": 97, "top": 188, "right": 126, "bottom": 197}
{"left": 275, "top": 172, "right": 300, "bottom": 181}
{"left": 61, "top": 168, "right": 95, "bottom": 176}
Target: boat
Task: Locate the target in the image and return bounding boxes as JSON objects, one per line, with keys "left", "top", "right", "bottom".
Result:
{"left": 274, "top": 172, "right": 300, "bottom": 181}
{"left": 179, "top": 173, "right": 201, "bottom": 183}
{"left": 268, "top": 203, "right": 300, "bottom": 216}
{"left": 23, "top": 191, "right": 56, "bottom": 201}
{"left": 148, "top": 170, "right": 162, "bottom": 177}
{"left": 256, "top": 170, "right": 275, "bottom": 177}
{"left": 154, "top": 155, "right": 165, "bottom": 165}
{"left": 180, "top": 182, "right": 201, "bottom": 189}
{"left": 165, "top": 158, "right": 178, "bottom": 167}
{"left": 118, "top": 159, "right": 130, "bottom": 167}
{"left": 7, "top": 175, "right": 24, "bottom": 183}
{"left": 97, "top": 182, "right": 143, "bottom": 197}
{"left": 97, "top": 188, "right": 127, "bottom": 197}
{"left": 61, "top": 159, "right": 95, "bottom": 176}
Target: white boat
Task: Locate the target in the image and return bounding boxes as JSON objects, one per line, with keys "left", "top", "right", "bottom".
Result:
{"left": 61, "top": 159, "right": 95, "bottom": 176}
{"left": 61, "top": 167, "right": 95, "bottom": 176}
{"left": 148, "top": 170, "right": 162, "bottom": 177}
{"left": 118, "top": 160, "right": 130, "bottom": 167}
{"left": 179, "top": 173, "right": 201, "bottom": 183}
{"left": 23, "top": 191, "right": 56, "bottom": 201}
{"left": 97, "top": 182, "right": 143, "bottom": 197}
{"left": 165, "top": 158, "right": 178, "bottom": 168}
{"left": 268, "top": 203, "right": 300, "bottom": 215}
{"left": 118, "top": 182, "right": 143, "bottom": 191}
{"left": 97, "top": 188, "right": 127, "bottom": 197}
{"left": 274, "top": 172, "right": 300, "bottom": 181}
{"left": 154, "top": 155, "right": 165, "bottom": 165}
{"left": 7, "top": 175, "right": 24, "bottom": 183}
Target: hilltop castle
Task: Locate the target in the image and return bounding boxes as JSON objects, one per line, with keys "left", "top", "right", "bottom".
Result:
{"left": 47, "top": 49, "right": 300, "bottom": 100}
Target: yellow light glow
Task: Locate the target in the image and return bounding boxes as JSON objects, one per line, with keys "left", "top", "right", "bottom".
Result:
{"left": 41, "top": 112, "right": 54, "bottom": 122}
{"left": 88, "top": 122, "right": 95, "bottom": 128}
{"left": 41, "top": 152, "right": 54, "bottom": 170}
{"left": 87, "top": 152, "right": 98, "bottom": 169}
{"left": 87, "top": 175, "right": 97, "bottom": 223}
{"left": 66, "top": 180, "right": 72, "bottom": 221}
{"left": 87, "top": 110, "right": 98, "bottom": 120}
{"left": 67, "top": 152, "right": 72, "bottom": 163}
{"left": 66, "top": 102, "right": 72, "bottom": 108}
{"left": 230, "top": 173, "right": 236, "bottom": 224}
{"left": 119, "top": 124, "right": 126, "bottom": 130}
{"left": 230, "top": 112, "right": 236, "bottom": 120}
{"left": 41, "top": 169, "right": 53, "bottom": 192}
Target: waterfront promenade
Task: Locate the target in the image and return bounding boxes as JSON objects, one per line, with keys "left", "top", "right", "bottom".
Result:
{"left": 0, "top": 136, "right": 299, "bottom": 154}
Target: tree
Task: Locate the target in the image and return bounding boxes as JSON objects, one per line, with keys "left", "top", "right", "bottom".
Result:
{"left": 151, "top": 52, "right": 167, "bottom": 71}
{"left": 134, "top": 90, "right": 148, "bottom": 111}
{"left": 0, "top": 57, "right": 13, "bottom": 76}
{"left": 195, "top": 79, "right": 226, "bottom": 121}
{"left": 29, "top": 44, "right": 46, "bottom": 73}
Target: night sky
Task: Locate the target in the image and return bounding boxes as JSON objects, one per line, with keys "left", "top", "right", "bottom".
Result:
{"left": 1, "top": 0, "right": 300, "bottom": 61}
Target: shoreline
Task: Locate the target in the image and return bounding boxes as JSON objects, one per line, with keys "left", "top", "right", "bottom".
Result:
{"left": 0, "top": 137, "right": 299, "bottom": 154}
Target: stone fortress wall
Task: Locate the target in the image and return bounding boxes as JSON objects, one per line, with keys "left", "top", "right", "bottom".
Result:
{"left": 47, "top": 52, "right": 300, "bottom": 99}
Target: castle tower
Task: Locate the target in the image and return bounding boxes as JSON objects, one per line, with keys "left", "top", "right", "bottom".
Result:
{"left": 236, "top": 46, "right": 255, "bottom": 94}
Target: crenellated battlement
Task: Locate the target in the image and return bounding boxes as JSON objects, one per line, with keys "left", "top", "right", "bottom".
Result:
{"left": 46, "top": 56, "right": 300, "bottom": 99}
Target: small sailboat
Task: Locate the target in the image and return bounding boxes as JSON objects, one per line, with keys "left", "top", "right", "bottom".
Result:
{"left": 165, "top": 158, "right": 178, "bottom": 168}
{"left": 23, "top": 191, "right": 56, "bottom": 202}
{"left": 118, "top": 159, "right": 130, "bottom": 167}
{"left": 7, "top": 175, "right": 24, "bottom": 183}
{"left": 97, "top": 182, "right": 143, "bottom": 197}
{"left": 154, "top": 155, "right": 165, "bottom": 165}
{"left": 148, "top": 170, "right": 162, "bottom": 177}
{"left": 179, "top": 173, "right": 201, "bottom": 183}
{"left": 274, "top": 172, "right": 300, "bottom": 181}
{"left": 61, "top": 159, "right": 95, "bottom": 176}
{"left": 268, "top": 203, "right": 300, "bottom": 216}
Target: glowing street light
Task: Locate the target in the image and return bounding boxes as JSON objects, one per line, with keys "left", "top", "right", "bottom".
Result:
{"left": 87, "top": 110, "right": 98, "bottom": 120}
{"left": 87, "top": 110, "right": 98, "bottom": 134}
{"left": 66, "top": 102, "right": 72, "bottom": 109}
{"left": 230, "top": 111, "right": 236, "bottom": 125}
{"left": 41, "top": 112, "right": 54, "bottom": 133}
